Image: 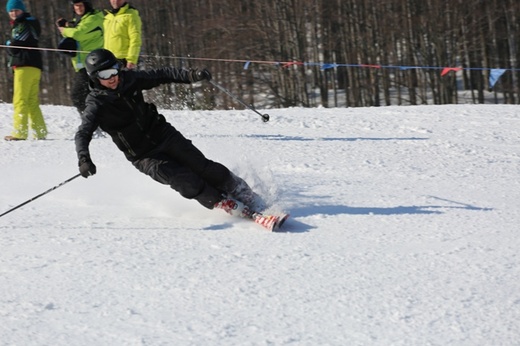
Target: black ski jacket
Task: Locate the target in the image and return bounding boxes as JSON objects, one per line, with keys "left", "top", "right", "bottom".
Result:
{"left": 8, "top": 12, "right": 43, "bottom": 69}
{"left": 75, "top": 67, "right": 193, "bottom": 161}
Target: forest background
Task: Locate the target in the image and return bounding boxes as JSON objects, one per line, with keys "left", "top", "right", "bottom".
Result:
{"left": 1, "top": 0, "right": 519, "bottom": 110}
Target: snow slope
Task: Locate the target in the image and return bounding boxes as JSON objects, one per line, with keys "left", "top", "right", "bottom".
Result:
{"left": 1, "top": 103, "right": 520, "bottom": 345}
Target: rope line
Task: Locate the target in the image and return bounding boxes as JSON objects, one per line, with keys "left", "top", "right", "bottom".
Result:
{"left": 1, "top": 44, "right": 517, "bottom": 87}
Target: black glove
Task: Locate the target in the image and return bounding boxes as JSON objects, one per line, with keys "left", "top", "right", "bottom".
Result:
{"left": 189, "top": 68, "right": 211, "bottom": 82}
{"left": 78, "top": 156, "right": 97, "bottom": 178}
{"left": 56, "top": 18, "right": 68, "bottom": 28}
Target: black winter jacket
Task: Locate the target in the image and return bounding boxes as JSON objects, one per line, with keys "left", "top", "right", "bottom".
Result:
{"left": 75, "top": 67, "right": 193, "bottom": 161}
{"left": 8, "top": 12, "right": 43, "bottom": 69}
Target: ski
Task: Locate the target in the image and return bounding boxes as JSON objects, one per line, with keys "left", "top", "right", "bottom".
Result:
{"left": 214, "top": 197, "right": 289, "bottom": 232}
{"left": 251, "top": 212, "right": 290, "bottom": 232}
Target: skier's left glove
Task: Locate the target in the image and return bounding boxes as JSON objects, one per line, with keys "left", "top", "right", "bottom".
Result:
{"left": 78, "top": 156, "right": 97, "bottom": 178}
{"left": 189, "top": 68, "right": 212, "bottom": 82}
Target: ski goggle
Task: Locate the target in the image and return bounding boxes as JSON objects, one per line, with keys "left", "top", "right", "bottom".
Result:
{"left": 96, "top": 65, "right": 119, "bottom": 80}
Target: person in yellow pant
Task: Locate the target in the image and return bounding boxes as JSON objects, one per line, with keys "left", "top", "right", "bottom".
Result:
{"left": 10, "top": 66, "right": 47, "bottom": 140}
{"left": 4, "top": 0, "right": 47, "bottom": 141}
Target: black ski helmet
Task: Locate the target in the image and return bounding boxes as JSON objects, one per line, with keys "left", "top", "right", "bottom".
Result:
{"left": 85, "top": 49, "right": 119, "bottom": 80}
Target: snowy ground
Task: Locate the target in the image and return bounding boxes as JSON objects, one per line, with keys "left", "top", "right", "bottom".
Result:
{"left": 1, "top": 102, "right": 520, "bottom": 345}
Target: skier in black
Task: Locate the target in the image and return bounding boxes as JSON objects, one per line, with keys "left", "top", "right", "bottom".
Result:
{"left": 75, "top": 48, "right": 263, "bottom": 219}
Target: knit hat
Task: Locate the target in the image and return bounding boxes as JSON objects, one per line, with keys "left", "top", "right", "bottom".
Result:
{"left": 71, "top": 0, "right": 93, "bottom": 13}
{"left": 6, "top": 0, "right": 26, "bottom": 12}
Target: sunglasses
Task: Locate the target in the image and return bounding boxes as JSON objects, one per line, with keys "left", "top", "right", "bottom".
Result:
{"left": 97, "top": 65, "right": 119, "bottom": 80}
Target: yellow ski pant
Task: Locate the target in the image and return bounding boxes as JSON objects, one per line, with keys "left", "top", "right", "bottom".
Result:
{"left": 11, "top": 66, "right": 47, "bottom": 139}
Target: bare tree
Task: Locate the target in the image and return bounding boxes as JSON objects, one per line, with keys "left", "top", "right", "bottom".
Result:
{"left": 1, "top": 0, "right": 519, "bottom": 108}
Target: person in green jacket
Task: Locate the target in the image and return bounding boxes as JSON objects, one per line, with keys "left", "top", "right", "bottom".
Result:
{"left": 104, "top": 1, "right": 142, "bottom": 69}
{"left": 4, "top": 0, "right": 47, "bottom": 141}
{"left": 56, "top": 0, "right": 103, "bottom": 115}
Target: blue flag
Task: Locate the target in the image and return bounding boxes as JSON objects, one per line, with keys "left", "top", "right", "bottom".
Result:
{"left": 489, "top": 69, "right": 506, "bottom": 88}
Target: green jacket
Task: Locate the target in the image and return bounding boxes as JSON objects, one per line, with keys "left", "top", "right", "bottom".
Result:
{"left": 103, "top": 3, "right": 142, "bottom": 65}
{"left": 61, "top": 10, "right": 104, "bottom": 71}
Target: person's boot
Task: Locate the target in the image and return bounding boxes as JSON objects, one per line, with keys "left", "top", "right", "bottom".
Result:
{"left": 214, "top": 196, "right": 255, "bottom": 218}
{"left": 4, "top": 135, "right": 24, "bottom": 141}
{"left": 224, "top": 172, "right": 266, "bottom": 211}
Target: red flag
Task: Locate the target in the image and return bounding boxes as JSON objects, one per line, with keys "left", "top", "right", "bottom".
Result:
{"left": 361, "top": 64, "right": 382, "bottom": 69}
{"left": 441, "top": 67, "right": 461, "bottom": 76}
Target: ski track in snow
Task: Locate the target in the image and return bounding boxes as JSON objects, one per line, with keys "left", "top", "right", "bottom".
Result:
{"left": 1, "top": 103, "right": 520, "bottom": 345}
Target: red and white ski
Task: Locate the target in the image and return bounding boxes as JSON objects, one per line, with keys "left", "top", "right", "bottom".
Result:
{"left": 214, "top": 197, "right": 289, "bottom": 232}
{"left": 251, "top": 212, "right": 290, "bottom": 232}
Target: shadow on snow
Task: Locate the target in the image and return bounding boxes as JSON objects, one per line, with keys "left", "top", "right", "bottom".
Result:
{"left": 245, "top": 134, "right": 429, "bottom": 142}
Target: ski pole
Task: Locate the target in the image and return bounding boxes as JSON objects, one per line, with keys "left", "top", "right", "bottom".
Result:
{"left": 0, "top": 173, "right": 82, "bottom": 218}
{"left": 209, "top": 80, "right": 270, "bottom": 122}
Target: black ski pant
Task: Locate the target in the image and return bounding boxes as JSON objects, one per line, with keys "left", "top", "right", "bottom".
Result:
{"left": 131, "top": 127, "right": 232, "bottom": 209}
